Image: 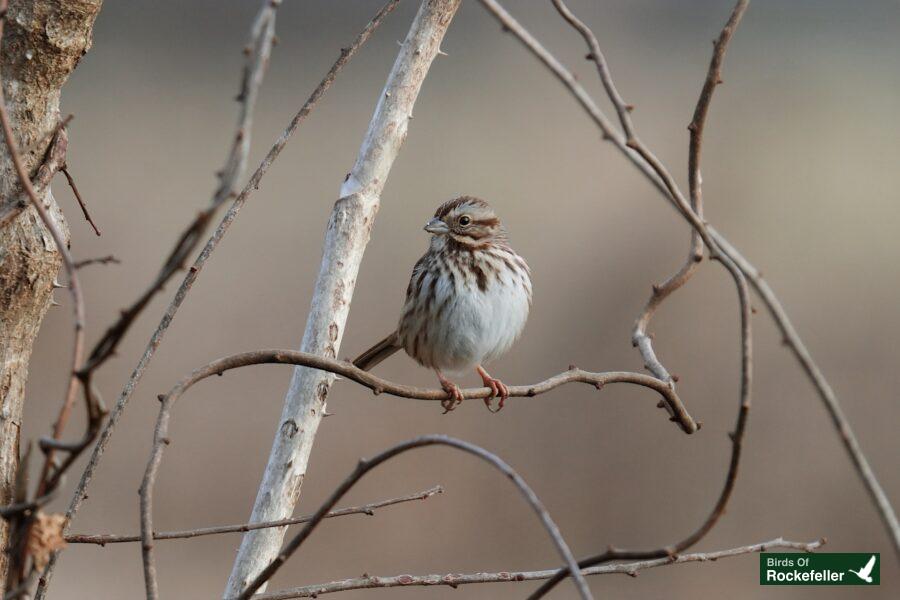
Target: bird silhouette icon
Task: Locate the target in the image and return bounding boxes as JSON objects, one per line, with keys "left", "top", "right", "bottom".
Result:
{"left": 848, "top": 555, "right": 877, "bottom": 583}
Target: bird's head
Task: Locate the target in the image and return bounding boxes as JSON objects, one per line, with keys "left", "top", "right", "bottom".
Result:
{"left": 424, "top": 196, "right": 505, "bottom": 247}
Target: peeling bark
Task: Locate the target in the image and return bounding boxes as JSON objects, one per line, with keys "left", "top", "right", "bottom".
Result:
{"left": 0, "top": 0, "right": 102, "bottom": 593}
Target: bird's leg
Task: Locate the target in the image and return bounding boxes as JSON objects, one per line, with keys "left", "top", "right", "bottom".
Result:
{"left": 476, "top": 365, "right": 509, "bottom": 413}
{"left": 435, "top": 370, "right": 464, "bottom": 413}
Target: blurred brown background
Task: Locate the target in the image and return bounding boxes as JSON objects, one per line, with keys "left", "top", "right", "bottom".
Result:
{"left": 21, "top": 0, "right": 899, "bottom": 597}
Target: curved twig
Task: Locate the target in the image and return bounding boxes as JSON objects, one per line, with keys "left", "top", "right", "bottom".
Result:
{"left": 141, "top": 349, "right": 696, "bottom": 431}
{"left": 218, "top": 436, "right": 592, "bottom": 600}
{"left": 253, "top": 537, "right": 825, "bottom": 599}
{"left": 66, "top": 486, "right": 441, "bottom": 545}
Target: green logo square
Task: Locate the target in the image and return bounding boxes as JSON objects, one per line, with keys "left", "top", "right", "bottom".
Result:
{"left": 760, "top": 553, "right": 880, "bottom": 585}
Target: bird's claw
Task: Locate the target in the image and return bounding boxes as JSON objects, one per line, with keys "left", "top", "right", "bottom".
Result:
{"left": 480, "top": 374, "right": 509, "bottom": 413}
{"left": 440, "top": 381, "right": 464, "bottom": 414}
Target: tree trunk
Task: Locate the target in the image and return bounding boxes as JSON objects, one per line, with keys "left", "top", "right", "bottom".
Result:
{"left": 0, "top": 0, "right": 102, "bottom": 593}
{"left": 223, "top": 1, "right": 461, "bottom": 595}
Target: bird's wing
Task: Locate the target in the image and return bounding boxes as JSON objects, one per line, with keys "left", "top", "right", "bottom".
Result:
{"left": 861, "top": 555, "right": 876, "bottom": 576}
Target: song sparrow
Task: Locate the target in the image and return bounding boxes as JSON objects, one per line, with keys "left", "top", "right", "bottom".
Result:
{"left": 353, "top": 196, "right": 532, "bottom": 412}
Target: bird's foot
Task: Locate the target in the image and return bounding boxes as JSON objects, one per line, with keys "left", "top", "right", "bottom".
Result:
{"left": 436, "top": 372, "right": 464, "bottom": 413}
{"left": 477, "top": 366, "right": 509, "bottom": 413}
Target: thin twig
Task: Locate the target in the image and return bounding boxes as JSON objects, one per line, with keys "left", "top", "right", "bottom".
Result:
{"left": 66, "top": 486, "right": 442, "bottom": 545}
{"left": 254, "top": 537, "right": 825, "bottom": 599}
{"left": 73, "top": 255, "right": 120, "bottom": 269}
{"left": 60, "top": 166, "right": 100, "bottom": 236}
{"left": 209, "top": 436, "right": 593, "bottom": 600}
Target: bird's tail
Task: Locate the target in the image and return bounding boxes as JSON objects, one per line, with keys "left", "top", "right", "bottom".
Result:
{"left": 353, "top": 331, "right": 401, "bottom": 371}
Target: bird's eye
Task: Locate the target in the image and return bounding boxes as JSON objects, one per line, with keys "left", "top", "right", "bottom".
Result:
{"left": 458, "top": 216, "right": 471, "bottom": 226}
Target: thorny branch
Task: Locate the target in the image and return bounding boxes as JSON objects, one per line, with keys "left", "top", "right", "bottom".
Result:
{"left": 254, "top": 538, "right": 825, "bottom": 599}
{"left": 59, "top": 167, "right": 100, "bottom": 236}
{"left": 66, "top": 486, "right": 441, "bottom": 546}
{"left": 35, "top": 2, "right": 401, "bottom": 596}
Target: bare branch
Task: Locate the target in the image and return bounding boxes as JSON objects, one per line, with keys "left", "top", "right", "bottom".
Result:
{"left": 66, "top": 486, "right": 441, "bottom": 546}
{"left": 215, "top": 436, "right": 592, "bottom": 599}
{"left": 225, "top": 1, "right": 463, "bottom": 595}
{"left": 254, "top": 538, "right": 825, "bottom": 599}
{"left": 35, "top": 2, "right": 401, "bottom": 596}
{"left": 143, "top": 349, "right": 695, "bottom": 427}
{"left": 73, "top": 255, "right": 120, "bottom": 269}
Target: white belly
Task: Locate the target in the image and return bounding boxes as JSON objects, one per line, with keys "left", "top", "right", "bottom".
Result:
{"left": 398, "top": 249, "right": 531, "bottom": 374}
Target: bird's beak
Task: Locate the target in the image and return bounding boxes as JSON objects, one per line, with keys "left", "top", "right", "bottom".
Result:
{"left": 424, "top": 217, "right": 449, "bottom": 235}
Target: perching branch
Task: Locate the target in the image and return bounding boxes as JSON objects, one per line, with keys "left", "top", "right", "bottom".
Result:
{"left": 145, "top": 349, "right": 695, "bottom": 427}
{"left": 225, "top": 2, "right": 463, "bottom": 595}
{"left": 35, "top": 2, "right": 400, "bottom": 596}
{"left": 254, "top": 537, "right": 825, "bottom": 599}
{"left": 219, "top": 436, "right": 592, "bottom": 600}
{"left": 67, "top": 486, "right": 441, "bottom": 546}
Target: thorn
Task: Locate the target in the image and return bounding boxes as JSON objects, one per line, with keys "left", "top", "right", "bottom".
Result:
{"left": 594, "top": 382, "right": 605, "bottom": 391}
{"left": 656, "top": 400, "right": 665, "bottom": 409}
{"left": 51, "top": 278, "right": 67, "bottom": 289}
{"left": 568, "top": 364, "right": 577, "bottom": 371}
{"left": 584, "top": 53, "right": 594, "bottom": 60}
{"left": 624, "top": 104, "right": 635, "bottom": 113}
{"left": 671, "top": 374, "right": 680, "bottom": 383}
{"left": 436, "top": 48, "right": 448, "bottom": 57}
{"left": 727, "top": 431, "right": 736, "bottom": 441}
{"left": 50, "top": 298, "right": 61, "bottom": 307}
{"left": 716, "top": 77, "right": 724, "bottom": 85}
{"left": 323, "top": 411, "right": 334, "bottom": 418}
{"left": 751, "top": 305, "right": 758, "bottom": 314}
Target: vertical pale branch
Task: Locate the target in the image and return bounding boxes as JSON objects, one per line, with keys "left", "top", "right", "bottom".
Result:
{"left": 224, "top": 1, "right": 462, "bottom": 595}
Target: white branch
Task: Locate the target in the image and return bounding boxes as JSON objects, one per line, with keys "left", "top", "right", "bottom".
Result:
{"left": 223, "top": 1, "right": 462, "bottom": 596}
